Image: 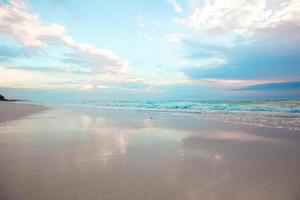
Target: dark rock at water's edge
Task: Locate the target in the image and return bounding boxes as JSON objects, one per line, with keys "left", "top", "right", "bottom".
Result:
{"left": 0, "top": 94, "right": 6, "bottom": 101}
{"left": 0, "top": 94, "right": 24, "bottom": 102}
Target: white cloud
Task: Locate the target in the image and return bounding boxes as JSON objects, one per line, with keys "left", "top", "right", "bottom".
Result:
{"left": 177, "top": 0, "right": 300, "bottom": 35}
{"left": 0, "top": 63, "right": 69, "bottom": 89}
{"left": 0, "top": 0, "right": 65, "bottom": 47}
{"left": 0, "top": 66, "right": 38, "bottom": 84}
{"left": 182, "top": 56, "right": 227, "bottom": 70}
{"left": 168, "top": 0, "right": 183, "bottom": 13}
{"left": 193, "top": 78, "right": 293, "bottom": 89}
{"left": 60, "top": 36, "right": 129, "bottom": 75}
{"left": 0, "top": 0, "right": 129, "bottom": 77}
{"left": 196, "top": 79, "right": 269, "bottom": 88}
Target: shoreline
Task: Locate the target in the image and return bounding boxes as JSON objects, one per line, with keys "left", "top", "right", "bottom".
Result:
{"left": 1, "top": 102, "right": 300, "bottom": 199}
{"left": 0, "top": 102, "right": 48, "bottom": 123}
{"left": 1, "top": 102, "right": 300, "bottom": 131}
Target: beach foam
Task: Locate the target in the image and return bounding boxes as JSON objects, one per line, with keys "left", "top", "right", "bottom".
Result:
{"left": 26, "top": 100, "right": 300, "bottom": 131}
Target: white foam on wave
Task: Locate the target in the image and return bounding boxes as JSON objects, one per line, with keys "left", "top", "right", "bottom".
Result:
{"left": 29, "top": 100, "right": 300, "bottom": 131}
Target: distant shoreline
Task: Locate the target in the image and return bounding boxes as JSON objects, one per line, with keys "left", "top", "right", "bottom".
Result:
{"left": 0, "top": 102, "right": 48, "bottom": 123}
{"left": 0, "top": 93, "right": 25, "bottom": 102}
{"left": 1, "top": 98, "right": 300, "bottom": 131}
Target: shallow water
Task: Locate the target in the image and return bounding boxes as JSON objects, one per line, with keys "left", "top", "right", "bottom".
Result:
{"left": 27, "top": 100, "right": 300, "bottom": 130}
{"left": 0, "top": 107, "right": 300, "bottom": 200}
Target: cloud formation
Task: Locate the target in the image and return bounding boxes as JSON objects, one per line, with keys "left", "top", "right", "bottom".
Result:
{"left": 178, "top": 0, "right": 300, "bottom": 35}
{"left": 173, "top": 1, "right": 300, "bottom": 89}
{"left": 0, "top": 0, "right": 299, "bottom": 98}
{"left": 0, "top": 66, "right": 37, "bottom": 82}
{"left": 240, "top": 81, "right": 300, "bottom": 91}
{"left": 0, "top": 0, "right": 129, "bottom": 76}
{"left": 183, "top": 35, "right": 300, "bottom": 81}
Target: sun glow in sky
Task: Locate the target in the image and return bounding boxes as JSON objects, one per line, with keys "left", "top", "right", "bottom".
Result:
{"left": 0, "top": 0, "right": 300, "bottom": 100}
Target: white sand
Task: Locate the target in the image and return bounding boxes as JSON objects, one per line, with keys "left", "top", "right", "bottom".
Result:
{"left": 0, "top": 102, "right": 47, "bottom": 123}
{"left": 0, "top": 105, "right": 299, "bottom": 200}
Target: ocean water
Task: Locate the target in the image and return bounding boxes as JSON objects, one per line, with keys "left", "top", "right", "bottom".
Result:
{"left": 1, "top": 87, "right": 299, "bottom": 130}
{"left": 26, "top": 99, "right": 300, "bottom": 131}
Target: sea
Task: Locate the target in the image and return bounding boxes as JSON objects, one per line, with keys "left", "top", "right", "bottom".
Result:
{"left": 26, "top": 99, "right": 300, "bottom": 131}
{"left": 1, "top": 88, "right": 300, "bottom": 131}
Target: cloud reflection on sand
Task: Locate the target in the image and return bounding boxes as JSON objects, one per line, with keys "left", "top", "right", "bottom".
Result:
{"left": 76, "top": 110, "right": 283, "bottom": 168}
{"left": 187, "top": 131, "right": 281, "bottom": 143}
{"left": 1, "top": 108, "right": 299, "bottom": 200}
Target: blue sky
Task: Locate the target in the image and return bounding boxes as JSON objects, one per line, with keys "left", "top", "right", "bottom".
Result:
{"left": 0, "top": 0, "right": 300, "bottom": 100}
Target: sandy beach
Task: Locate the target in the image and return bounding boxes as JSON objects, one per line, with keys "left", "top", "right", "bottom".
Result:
{"left": 0, "top": 102, "right": 47, "bottom": 123}
{"left": 0, "top": 104, "right": 300, "bottom": 200}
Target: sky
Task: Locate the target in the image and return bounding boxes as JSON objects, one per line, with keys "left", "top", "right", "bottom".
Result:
{"left": 0, "top": 0, "right": 300, "bottom": 100}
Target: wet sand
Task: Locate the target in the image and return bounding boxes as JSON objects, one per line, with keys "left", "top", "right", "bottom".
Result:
{"left": 0, "top": 102, "right": 47, "bottom": 123}
{"left": 0, "top": 105, "right": 300, "bottom": 200}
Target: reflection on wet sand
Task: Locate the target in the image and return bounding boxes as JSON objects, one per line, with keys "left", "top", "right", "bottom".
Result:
{"left": 0, "top": 107, "right": 300, "bottom": 200}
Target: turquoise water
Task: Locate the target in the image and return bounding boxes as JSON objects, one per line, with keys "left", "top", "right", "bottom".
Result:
{"left": 30, "top": 99, "right": 300, "bottom": 114}
{"left": 22, "top": 99, "right": 300, "bottom": 131}
{"left": 2, "top": 88, "right": 299, "bottom": 114}
{"left": 94, "top": 100, "right": 300, "bottom": 113}
{"left": 2, "top": 87, "right": 299, "bottom": 131}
